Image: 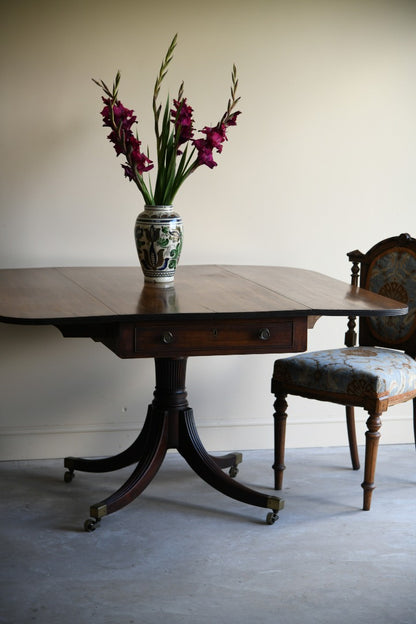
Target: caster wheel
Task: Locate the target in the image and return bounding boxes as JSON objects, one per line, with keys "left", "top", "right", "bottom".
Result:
{"left": 266, "top": 511, "right": 279, "bottom": 525}
{"left": 229, "top": 466, "right": 239, "bottom": 478}
{"left": 64, "top": 470, "right": 74, "bottom": 483}
{"left": 84, "top": 518, "right": 100, "bottom": 532}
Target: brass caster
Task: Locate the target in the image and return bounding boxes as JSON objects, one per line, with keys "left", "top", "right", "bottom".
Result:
{"left": 266, "top": 511, "right": 279, "bottom": 525}
{"left": 229, "top": 452, "right": 243, "bottom": 477}
{"left": 84, "top": 518, "right": 100, "bottom": 532}
{"left": 64, "top": 470, "right": 74, "bottom": 483}
{"left": 229, "top": 465, "right": 239, "bottom": 478}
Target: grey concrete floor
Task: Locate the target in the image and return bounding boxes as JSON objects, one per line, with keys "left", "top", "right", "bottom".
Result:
{"left": 0, "top": 444, "right": 415, "bottom": 624}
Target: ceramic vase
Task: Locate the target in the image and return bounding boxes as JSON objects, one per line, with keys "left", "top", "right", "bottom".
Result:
{"left": 134, "top": 205, "right": 183, "bottom": 285}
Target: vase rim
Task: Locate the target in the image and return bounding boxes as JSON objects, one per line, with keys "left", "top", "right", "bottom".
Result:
{"left": 144, "top": 204, "right": 173, "bottom": 209}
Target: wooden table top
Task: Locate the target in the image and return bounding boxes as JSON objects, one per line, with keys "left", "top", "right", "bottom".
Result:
{"left": 0, "top": 265, "right": 407, "bottom": 326}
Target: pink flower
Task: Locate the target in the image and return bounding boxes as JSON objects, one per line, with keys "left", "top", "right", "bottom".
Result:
{"left": 94, "top": 44, "right": 241, "bottom": 205}
{"left": 113, "top": 102, "right": 136, "bottom": 126}
{"left": 192, "top": 140, "right": 218, "bottom": 168}
{"left": 101, "top": 97, "right": 153, "bottom": 177}
{"left": 122, "top": 164, "right": 134, "bottom": 179}
{"left": 192, "top": 109, "right": 241, "bottom": 169}
{"left": 106, "top": 130, "right": 124, "bottom": 156}
{"left": 171, "top": 98, "right": 194, "bottom": 145}
{"left": 122, "top": 148, "right": 153, "bottom": 179}
{"left": 130, "top": 147, "right": 153, "bottom": 175}
{"left": 204, "top": 125, "right": 227, "bottom": 151}
{"left": 101, "top": 99, "right": 137, "bottom": 132}
{"left": 192, "top": 124, "right": 227, "bottom": 168}
{"left": 225, "top": 111, "right": 241, "bottom": 127}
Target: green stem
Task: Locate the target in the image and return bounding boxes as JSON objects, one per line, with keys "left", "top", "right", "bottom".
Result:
{"left": 152, "top": 34, "right": 177, "bottom": 154}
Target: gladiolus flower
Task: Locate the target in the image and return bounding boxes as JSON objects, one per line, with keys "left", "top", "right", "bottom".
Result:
{"left": 171, "top": 98, "right": 194, "bottom": 145}
{"left": 100, "top": 96, "right": 154, "bottom": 178}
{"left": 192, "top": 140, "right": 218, "bottom": 168}
{"left": 130, "top": 147, "right": 153, "bottom": 175}
{"left": 193, "top": 123, "right": 229, "bottom": 168}
{"left": 93, "top": 36, "right": 240, "bottom": 205}
{"left": 225, "top": 111, "right": 241, "bottom": 127}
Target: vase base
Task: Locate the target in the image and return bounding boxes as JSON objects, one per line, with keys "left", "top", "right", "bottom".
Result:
{"left": 144, "top": 277, "right": 175, "bottom": 287}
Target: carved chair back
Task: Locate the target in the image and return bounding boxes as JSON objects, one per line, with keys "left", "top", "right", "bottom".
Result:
{"left": 346, "top": 233, "right": 416, "bottom": 357}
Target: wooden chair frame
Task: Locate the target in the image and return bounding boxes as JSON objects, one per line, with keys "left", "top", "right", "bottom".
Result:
{"left": 272, "top": 233, "right": 416, "bottom": 510}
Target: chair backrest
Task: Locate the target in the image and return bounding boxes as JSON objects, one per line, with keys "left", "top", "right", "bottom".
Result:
{"left": 354, "top": 233, "right": 416, "bottom": 356}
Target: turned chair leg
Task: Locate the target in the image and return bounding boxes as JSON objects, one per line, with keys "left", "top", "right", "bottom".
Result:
{"left": 361, "top": 411, "right": 382, "bottom": 511}
{"left": 273, "top": 391, "right": 288, "bottom": 490}
{"left": 346, "top": 405, "right": 360, "bottom": 470}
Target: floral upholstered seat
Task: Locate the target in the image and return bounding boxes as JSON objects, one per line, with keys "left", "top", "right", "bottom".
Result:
{"left": 275, "top": 346, "right": 416, "bottom": 404}
{"left": 271, "top": 233, "right": 416, "bottom": 512}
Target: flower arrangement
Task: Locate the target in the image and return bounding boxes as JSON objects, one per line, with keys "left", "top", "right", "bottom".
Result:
{"left": 93, "top": 34, "right": 241, "bottom": 206}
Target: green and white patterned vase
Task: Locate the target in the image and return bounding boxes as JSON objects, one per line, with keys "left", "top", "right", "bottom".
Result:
{"left": 134, "top": 205, "right": 183, "bottom": 285}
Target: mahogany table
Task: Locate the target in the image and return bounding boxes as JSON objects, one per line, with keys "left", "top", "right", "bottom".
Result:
{"left": 0, "top": 265, "right": 407, "bottom": 530}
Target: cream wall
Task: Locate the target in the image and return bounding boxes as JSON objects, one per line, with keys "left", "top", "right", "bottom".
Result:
{"left": 1, "top": 0, "right": 415, "bottom": 460}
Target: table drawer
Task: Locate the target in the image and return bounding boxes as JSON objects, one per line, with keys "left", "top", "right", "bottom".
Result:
{"left": 132, "top": 317, "right": 307, "bottom": 357}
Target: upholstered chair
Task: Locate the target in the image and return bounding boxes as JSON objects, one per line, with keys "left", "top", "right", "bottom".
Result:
{"left": 272, "top": 233, "right": 416, "bottom": 510}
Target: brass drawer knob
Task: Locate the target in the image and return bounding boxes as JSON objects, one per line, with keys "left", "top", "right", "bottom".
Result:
{"left": 258, "top": 328, "right": 271, "bottom": 341}
{"left": 161, "top": 331, "right": 174, "bottom": 344}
